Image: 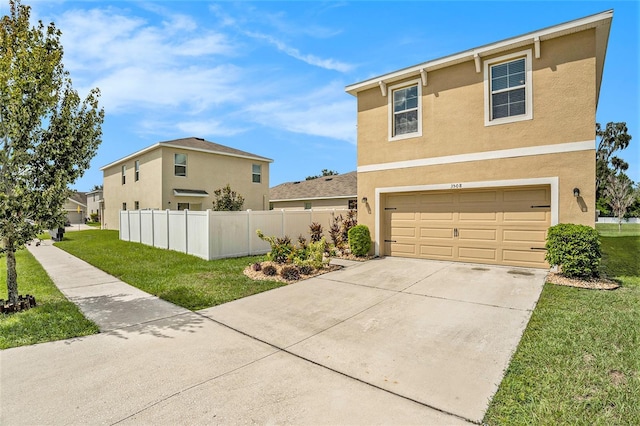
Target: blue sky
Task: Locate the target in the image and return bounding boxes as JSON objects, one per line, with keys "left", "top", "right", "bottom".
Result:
{"left": 16, "top": 1, "right": 640, "bottom": 190}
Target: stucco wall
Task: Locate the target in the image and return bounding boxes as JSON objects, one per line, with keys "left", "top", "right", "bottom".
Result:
{"left": 270, "top": 198, "right": 355, "bottom": 211}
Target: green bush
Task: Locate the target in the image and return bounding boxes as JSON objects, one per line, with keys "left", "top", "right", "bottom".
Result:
{"left": 348, "top": 225, "right": 371, "bottom": 257}
{"left": 545, "top": 223, "right": 601, "bottom": 278}
{"left": 256, "top": 230, "right": 294, "bottom": 264}
{"left": 293, "top": 237, "right": 328, "bottom": 270}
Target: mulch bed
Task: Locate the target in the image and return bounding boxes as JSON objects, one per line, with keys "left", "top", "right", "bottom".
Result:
{"left": 546, "top": 272, "right": 620, "bottom": 290}
{"left": 243, "top": 261, "right": 342, "bottom": 284}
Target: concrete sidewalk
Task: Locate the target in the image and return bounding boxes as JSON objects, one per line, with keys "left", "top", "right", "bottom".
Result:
{"left": 26, "top": 240, "right": 188, "bottom": 332}
{"left": 3, "top": 242, "right": 469, "bottom": 425}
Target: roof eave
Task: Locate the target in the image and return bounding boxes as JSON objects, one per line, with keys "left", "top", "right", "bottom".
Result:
{"left": 345, "top": 10, "right": 613, "bottom": 96}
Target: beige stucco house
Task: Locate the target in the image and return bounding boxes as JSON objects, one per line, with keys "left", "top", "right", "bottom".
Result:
{"left": 101, "top": 137, "right": 273, "bottom": 230}
{"left": 86, "top": 188, "right": 103, "bottom": 223}
{"left": 345, "top": 11, "right": 612, "bottom": 268}
{"left": 270, "top": 171, "right": 357, "bottom": 210}
{"left": 63, "top": 192, "right": 87, "bottom": 224}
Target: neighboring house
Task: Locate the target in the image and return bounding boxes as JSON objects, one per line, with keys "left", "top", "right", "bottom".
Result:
{"left": 345, "top": 11, "right": 612, "bottom": 268}
{"left": 101, "top": 137, "right": 273, "bottom": 230}
{"left": 270, "top": 171, "right": 357, "bottom": 210}
{"left": 64, "top": 192, "right": 87, "bottom": 224}
{"left": 86, "top": 188, "right": 103, "bottom": 223}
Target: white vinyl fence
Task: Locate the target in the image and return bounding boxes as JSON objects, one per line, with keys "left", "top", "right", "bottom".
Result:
{"left": 596, "top": 217, "right": 640, "bottom": 224}
{"left": 120, "top": 209, "right": 352, "bottom": 260}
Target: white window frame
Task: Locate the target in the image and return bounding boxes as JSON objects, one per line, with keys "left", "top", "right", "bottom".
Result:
{"left": 134, "top": 160, "right": 140, "bottom": 181}
{"left": 252, "top": 164, "right": 261, "bottom": 183}
{"left": 484, "top": 50, "right": 533, "bottom": 126}
{"left": 388, "top": 78, "right": 422, "bottom": 141}
{"left": 174, "top": 153, "right": 187, "bottom": 177}
{"left": 121, "top": 165, "right": 126, "bottom": 185}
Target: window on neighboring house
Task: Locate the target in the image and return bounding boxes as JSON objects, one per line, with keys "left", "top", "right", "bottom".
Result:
{"left": 174, "top": 153, "right": 187, "bottom": 177}
{"left": 177, "top": 202, "right": 189, "bottom": 211}
{"left": 389, "top": 79, "right": 422, "bottom": 141}
{"left": 269, "top": 202, "right": 274, "bottom": 210}
{"left": 121, "top": 165, "right": 126, "bottom": 185}
{"left": 122, "top": 202, "right": 127, "bottom": 211}
{"left": 304, "top": 202, "right": 312, "bottom": 210}
{"left": 252, "top": 164, "right": 261, "bottom": 183}
{"left": 348, "top": 199, "right": 357, "bottom": 210}
{"left": 134, "top": 201, "right": 139, "bottom": 210}
{"left": 135, "top": 160, "right": 140, "bottom": 181}
{"left": 485, "top": 50, "right": 532, "bottom": 126}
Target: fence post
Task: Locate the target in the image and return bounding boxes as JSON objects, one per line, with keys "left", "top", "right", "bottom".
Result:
{"left": 151, "top": 210, "right": 155, "bottom": 247}
{"left": 184, "top": 209, "right": 189, "bottom": 254}
{"left": 166, "top": 209, "right": 170, "bottom": 249}
{"left": 138, "top": 209, "right": 142, "bottom": 243}
{"left": 206, "top": 209, "right": 211, "bottom": 260}
{"left": 127, "top": 210, "right": 131, "bottom": 242}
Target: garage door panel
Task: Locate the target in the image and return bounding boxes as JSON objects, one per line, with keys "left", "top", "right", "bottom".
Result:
{"left": 503, "top": 229, "right": 547, "bottom": 244}
{"left": 419, "top": 245, "right": 454, "bottom": 258}
{"left": 420, "top": 227, "right": 453, "bottom": 239}
{"left": 458, "top": 228, "right": 497, "bottom": 242}
{"left": 419, "top": 212, "right": 455, "bottom": 221}
{"left": 386, "top": 186, "right": 550, "bottom": 268}
{"left": 458, "top": 246, "right": 497, "bottom": 261}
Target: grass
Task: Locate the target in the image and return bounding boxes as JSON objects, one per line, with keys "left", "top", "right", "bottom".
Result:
{"left": 484, "top": 234, "right": 640, "bottom": 425}
{"left": 595, "top": 222, "right": 640, "bottom": 237}
{"left": 0, "top": 248, "right": 99, "bottom": 350}
{"left": 55, "top": 230, "right": 285, "bottom": 310}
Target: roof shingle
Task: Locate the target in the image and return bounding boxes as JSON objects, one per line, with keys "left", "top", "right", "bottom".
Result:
{"left": 270, "top": 171, "right": 357, "bottom": 201}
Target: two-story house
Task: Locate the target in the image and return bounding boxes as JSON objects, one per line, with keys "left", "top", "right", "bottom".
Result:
{"left": 345, "top": 11, "right": 612, "bottom": 268}
{"left": 101, "top": 137, "right": 273, "bottom": 230}
{"left": 85, "top": 187, "right": 103, "bottom": 223}
{"left": 270, "top": 171, "right": 358, "bottom": 210}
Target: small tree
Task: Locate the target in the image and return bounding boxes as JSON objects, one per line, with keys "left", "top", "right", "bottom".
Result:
{"left": 306, "top": 169, "right": 339, "bottom": 180}
{"left": 596, "top": 122, "right": 632, "bottom": 200}
{"left": 1, "top": 0, "right": 104, "bottom": 304}
{"left": 605, "top": 174, "right": 636, "bottom": 232}
{"left": 212, "top": 184, "right": 244, "bottom": 211}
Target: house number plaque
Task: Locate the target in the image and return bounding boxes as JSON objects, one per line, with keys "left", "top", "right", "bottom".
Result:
{"left": 450, "top": 183, "right": 463, "bottom": 189}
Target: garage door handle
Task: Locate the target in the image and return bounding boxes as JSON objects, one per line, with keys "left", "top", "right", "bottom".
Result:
{"left": 530, "top": 247, "right": 547, "bottom": 251}
{"left": 385, "top": 239, "right": 397, "bottom": 243}
{"left": 531, "top": 205, "right": 551, "bottom": 208}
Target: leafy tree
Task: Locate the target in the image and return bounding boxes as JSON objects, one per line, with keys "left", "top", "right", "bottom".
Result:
{"left": 596, "top": 122, "right": 632, "bottom": 199}
{"left": 305, "top": 169, "right": 339, "bottom": 180}
{"left": 605, "top": 174, "right": 636, "bottom": 231}
{"left": 1, "top": 0, "right": 104, "bottom": 304}
{"left": 91, "top": 184, "right": 103, "bottom": 191}
{"left": 212, "top": 184, "right": 244, "bottom": 211}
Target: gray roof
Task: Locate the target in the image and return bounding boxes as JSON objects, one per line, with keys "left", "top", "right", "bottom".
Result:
{"left": 101, "top": 137, "right": 273, "bottom": 170}
{"left": 68, "top": 191, "right": 87, "bottom": 207}
{"left": 270, "top": 171, "right": 357, "bottom": 201}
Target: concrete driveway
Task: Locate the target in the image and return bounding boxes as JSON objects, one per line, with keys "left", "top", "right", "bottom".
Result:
{"left": 1, "top": 254, "right": 545, "bottom": 425}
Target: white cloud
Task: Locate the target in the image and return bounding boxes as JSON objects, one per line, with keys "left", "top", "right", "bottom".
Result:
{"left": 246, "top": 31, "right": 353, "bottom": 73}
{"left": 245, "top": 82, "right": 356, "bottom": 144}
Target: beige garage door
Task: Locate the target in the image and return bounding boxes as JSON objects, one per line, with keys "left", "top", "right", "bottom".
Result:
{"left": 384, "top": 186, "right": 551, "bottom": 268}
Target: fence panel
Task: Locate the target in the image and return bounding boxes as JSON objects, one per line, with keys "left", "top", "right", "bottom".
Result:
{"left": 209, "top": 211, "right": 250, "bottom": 259}
{"left": 119, "top": 208, "right": 352, "bottom": 260}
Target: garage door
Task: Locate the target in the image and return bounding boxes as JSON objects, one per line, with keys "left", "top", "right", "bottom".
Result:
{"left": 384, "top": 186, "right": 551, "bottom": 268}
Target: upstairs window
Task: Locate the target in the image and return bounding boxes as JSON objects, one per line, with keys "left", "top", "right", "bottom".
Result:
{"left": 252, "top": 164, "right": 262, "bottom": 183}
{"left": 135, "top": 160, "right": 140, "bottom": 181}
{"left": 174, "top": 153, "right": 187, "bottom": 177}
{"left": 484, "top": 50, "right": 532, "bottom": 126}
{"left": 121, "top": 165, "right": 126, "bottom": 185}
{"left": 388, "top": 79, "right": 422, "bottom": 141}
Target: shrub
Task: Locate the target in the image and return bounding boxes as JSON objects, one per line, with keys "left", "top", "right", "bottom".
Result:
{"left": 280, "top": 265, "right": 300, "bottom": 281}
{"left": 293, "top": 237, "right": 329, "bottom": 270}
{"left": 309, "top": 222, "right": 323, "bottom": 243}
{"left": 251, "top": 262, "right": 262, "bottom": 272}
{"left": 341, "top": 210, "right": 358, "bottom": 243}
{"left": 545, "top": 223, "right": 601, "bottom": 278}
{"left": 329, "top": 214, "right": 343, "bottom": 247}
{"left": 256, "top": 230, "right": 294, "bottom": 264}
{"left": 348, "top": 225, "right": 371, "bottom": 257}
{"left": 299, "top": 264, "right": 314, "bottom": 275}
{"left": 262, "top": 264, "right": 277, "bottom": 276}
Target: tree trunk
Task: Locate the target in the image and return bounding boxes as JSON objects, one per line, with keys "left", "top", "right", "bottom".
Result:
{"left": 6, "top": 244, "right": 18, "bottom": 304}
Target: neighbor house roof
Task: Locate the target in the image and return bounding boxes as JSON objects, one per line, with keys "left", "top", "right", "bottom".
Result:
{"left": 100, "top": 137, "right": 273, "bottom": 170}
{"left": 345, "top": 10, "right": 612, "bottom": 105}
{"left": 67, "top": 191, "right": 87, "bottom": 208}
{"left": 270, "top": 171, "right": 357, "bottom": 202}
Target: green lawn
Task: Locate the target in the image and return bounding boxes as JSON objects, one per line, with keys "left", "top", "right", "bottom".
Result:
{"left": 595, "top": 222, "right": 640, "bottom": 237}
{"left": 484, "top": 234, "right": 640, "bottom": 425}
{"left": 0, "top": 248, "right": 99, "bottom": 350}
{"left": 55, "top": 230, "right": 285, "bottom": 310}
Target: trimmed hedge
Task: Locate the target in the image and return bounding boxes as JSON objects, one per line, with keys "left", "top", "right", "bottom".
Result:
{"left": 348, "top": 225, "right": 371, "bottom": 257}
{"left": 545, "top": 223, "right": 601, "bottom": 278}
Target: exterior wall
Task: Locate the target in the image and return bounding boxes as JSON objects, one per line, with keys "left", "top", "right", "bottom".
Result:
{"left": 160, "top": 148, "right": 270, "bottom": 212}
{"left": 271, "top": 198, "right": 355, "bottom": 211}
{"left": 86, "top": 190, "right": 102, "bottom": 220}
{"left": 355, "top": 30, "right": 598, "bottom": 254}
{"left": 103, "top": 149, "right": 163, "bottom": 230}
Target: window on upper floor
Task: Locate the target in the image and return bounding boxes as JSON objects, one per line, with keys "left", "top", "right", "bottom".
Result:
{"left": 389, "top": 79, "right": 422, "bottom": 141}
{"left": 252, "top": 164, "right": 262, "bottom": 183}
{"left": 121, "top": 165, "right": 126, "bottom": 185}
{"left": 174, "top": 153, "right": 187, "bottom": 177}
{"left": 484, "top": 50, "right": 532, "bottom": 126}
{"left": 135, "top": 160, "right": 140, "bottom": 181}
